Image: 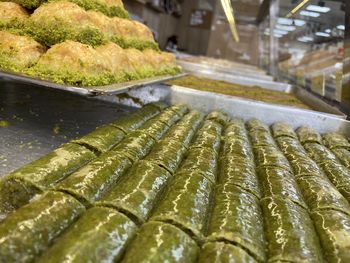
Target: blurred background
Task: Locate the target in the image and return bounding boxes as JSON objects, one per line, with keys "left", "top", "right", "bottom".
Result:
{"left": 123, "top": 0, "right": 349, "bottom": 112}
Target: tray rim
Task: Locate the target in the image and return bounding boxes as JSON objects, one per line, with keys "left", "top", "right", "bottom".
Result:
{"left": 0, "top": 70, "right": 186, "bottom": 97}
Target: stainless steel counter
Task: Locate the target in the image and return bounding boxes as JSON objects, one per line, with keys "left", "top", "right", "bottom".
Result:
{"left": 0, "top": 80, "right": 134, "bottom": 175}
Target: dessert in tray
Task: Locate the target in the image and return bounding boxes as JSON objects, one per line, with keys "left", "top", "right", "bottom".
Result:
{"left": 1, "top": 102, "right": 350, "bottom": 262}
{"left": 169, "top": 75, "right": 310, "bottom": 109}
{"left": 0, "top": 1, "right": 180, "bottom": 86}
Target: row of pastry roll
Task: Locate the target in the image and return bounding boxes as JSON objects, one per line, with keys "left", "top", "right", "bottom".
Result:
{"left": 200, "top": 118, "right": 266, "bottom": 263}
{"left": 298, "top": 127, "right": 350, "bottom": 202}
{"left": 0, "top": 104, "right": 205, "bottom": 262}
{"left": 34, "top": 110, "right": 223, "bottom": 263}
{"left": 323, "top": 132, "right": 350, "bottom": 168}
{"left": 0, "top": 104, "right": 193, "bottom": 262}
{"left": 1, "top": 105, "right": 350, "bottom": 262}
{"left": 0, "top": 102, "right": 167, "bottom": 221}
{"left": 0, "top": 31, "right": 179, "bottom": 86}
{"left": 246, "top": 119, "right": 325, "bottom": 263}
{"left": 0, "top": 2, "right": 154, "bottom": 48}
{"left": 121, "top": 111, "right": 228, "bottom": 262}
{"left": 272, "top": 123, "right": 350, "bottom": 262}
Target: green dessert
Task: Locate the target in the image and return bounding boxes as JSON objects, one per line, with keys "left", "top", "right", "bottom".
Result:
{"left": 319, "top": 161, "right": 350, "bottom": 189}
{"left": 225, "top": 119, "right": 246, "bottom": 139}
{"left": 139, "top": 112, "right": 199, "bottom": 172}
{"left": 290, "top": 159, "right": 324, "bottom": 178}
{"left": 112, "top": 131, "right": 155, "bottom": 163}
{"left": 137, "top": 120, "right": 169, "bottom": 141}
{"left": 311, "top": 210, "right": 350, "bottom": 263}
{"left": 36, "top": 207, "right": 137, "bottom": 263}
{"left": 0, "top": 191, "right": 85, "bottom": 263}
{"left": 2, "top": 0, "right": 43, "bottom": 9}
{"left": 0, "top": 177, "right": 41, "bottom": 221}
{"left": 275, "top": 137, "right": 323, "bottom": 177}
{"left": 297, "top": 176, "right": 350, "bottom": 215}
{"left": 271, "top": 122, "right": 297, "bottom": 139}
{"left": 4, "top": 143, "right": 96, "bottom": 190}
{"left": 245, "top": 119, "right": 269, "bottom": 133}
{"left": 253, "top": 146, "right": 291, "bottom": 171}
{"left": 249, "top": 130, "right": 277, "bottom": 147}
{"left": 191, "top": 131, "right": 222, "bottom": 154}
{"left": 223, "top": 138, "right": 253, "bottom": 160}
{"left": 27, "top": 41, "right": 122, "bottom": 86}
{"left": 151, "top": 171, "right": 214, "bottom": 240}
{"left": 138, "top": 102, "right": 166, "bottom": 116}
{"left": 323, "top": 132, "right": 350, "bottom": 150}
{"left": 198, "top": 242, "right": 258, "bottom": 263}
{"left": 176, "top": 110, "right": 203, "bottom": 131}
{"left": 275, "top": 136, "right": 306, "bottom": 158}
{"left": 303, "top": 142, "right": 340, "bottom": 164}
{"left": 73, "top": 124, "right": 125, "bottom": 153}
{"left": 296, "top": 126, "right": 322, "bottom": 145}
{"left": 205, "top": 111, "right": 230, "bottom": 126}
{"left": 145, "top": 139, "right": 188, "bottom": 174}
{"left": 56, "top": 152, "right": 132, "bottom": 206}
{"left": 0, "top": 30, "right": 45, "bottom": 73}
{"left": 178, "top": 147, "right": 218, "bottom": 183}
{"left": 110, "top": 35, "right": 159, "bottom": 51}
{"left": 258, "top": 167, "right": 307, "bottom": 209}
{"left": 164, "top": 111, "right": 203, "bottom": 146}
{"left": 332, "top": 148, "right": 350, "bottom": 168}
{"left": 97, "top": 160, "right": 171, "bottom": 224}
{"left": 220, "top": 153, "right": 254, "bottom": 166}
{"left": 26, "top": 2, "right": 158, "bottom": 50}
{"left": 199, "top": 119, "right": 223, "bottom": 135}
{"left": 110, "top": 104, "right": 160, "bottom": 134}
{"left": 165, "top": 124, "right": 195, "bottom": 148}
{"left": 27, "top": 9, "right": 106, "bottom": 47}
{"left": 190, "top": 119, "right": 223, "bottom": 154}
{"left": 0, "top": 143, "right": 95, "bottom": 217}
{"left": 155, "top": 108, "right": 184, "bottom": 127}
{"left": 168, "top": 104, "right": 189, "bottom": 117}
{"left": 168, "top": 76, "right": 309, "bottom": 109}
{"left": 49, "top": 0, "right": 129, "bottom": 19}
{"left": 0, "top": 2, "right": 29, "bottom": 27}
{"left": 122, "top": 222, "right": 199, "bottom": 263}
{"left": 156, "top": 105, "right": 185, "bottom": 123}
{"left": 337, "top": 185, "right": 350, "bottom": 204}
{"left": 219, "top": 159, "right": 261, "bottom": 199}
{"left": 207, "top": 184, "right": 266, "bottom": 262}
{"left": 261, "top": 197, "right": 323, "bottom": 262}
{"left": 146, "top": 101, "right": 168, "bottom": 111}
{"left": 220, "top": 120, "right": 259, "bottom": 199}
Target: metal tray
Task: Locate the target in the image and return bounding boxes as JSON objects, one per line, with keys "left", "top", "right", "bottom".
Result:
{"left": 0, "top": 70, "right": 186, "bottom": 97}
{"left": 105, "top": 84, "right": 350, "bottom": 136}
{"left": 173, "top": 68, "right": 345, "bottom": 117}
{"left": 178, "top": 60, "right": 274, "bottom": 81}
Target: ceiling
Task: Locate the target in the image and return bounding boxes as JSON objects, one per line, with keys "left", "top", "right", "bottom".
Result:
{"left": 280, "top": 0, "right": 345, "bottom": 43}
{"left": 257, "top": 0, "right": 346, "bottom": 45}
{"left": 210, "top": 0, "right": 345, "bottom": 45}
{"left": 279, "top": 0, "right": 344, "bottom": 26}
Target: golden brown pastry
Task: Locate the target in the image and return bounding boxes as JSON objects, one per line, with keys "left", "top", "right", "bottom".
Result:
{"left": 0, "top": 31, "right": 45, "bottom": 69}
{"left": 35, "top": 40, "right": 110, "bottom": 75}
{"left": 0, "top": 2, "right": 29, "bottom": 23}
{"left": 95, "top": 42, "right": 133, "bottom": 74}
